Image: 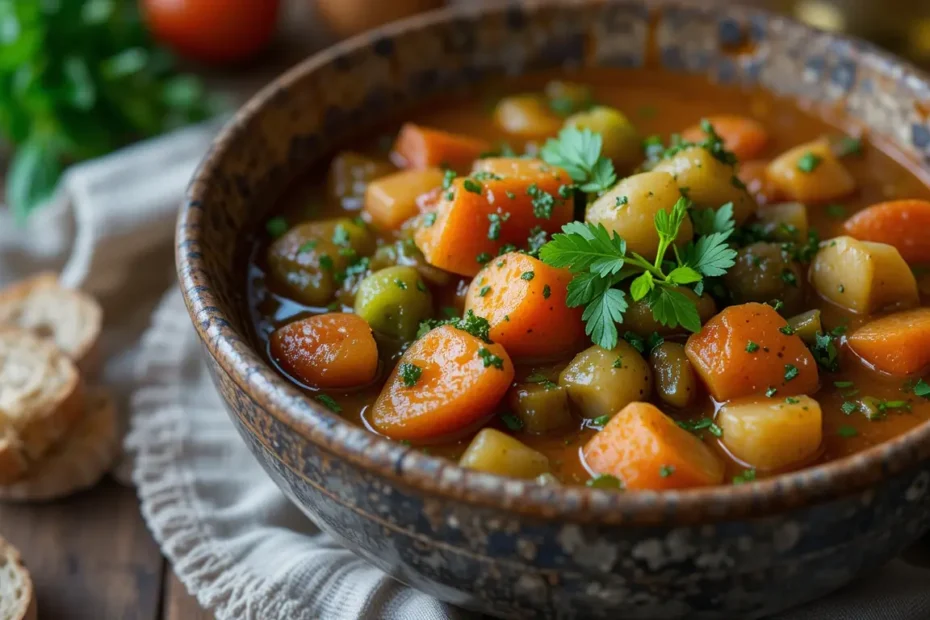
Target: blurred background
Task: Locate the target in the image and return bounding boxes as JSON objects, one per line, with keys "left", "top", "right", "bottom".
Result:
{"left": 2, "top": 0, "right": 929, "bottom": 223}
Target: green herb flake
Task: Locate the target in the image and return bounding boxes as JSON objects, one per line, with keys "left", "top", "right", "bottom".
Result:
{"left": 266, "top": 217, "right": 288, "bottom": 238}
{"left": 501, "top": 413, "right": 524, "bottom": 431}
{"left": 400, "top": 363, "right": 423, "bottom": 387}
{"left": 526, "top": 183, "right": 558, "bottom": 219}
{"left": 796, "top": 151, "right": 822, "bottom": 173}
{"left": 520, "top": 271, "right": 535, "bottom": 281}
{"left": 463, "top": 179, "right": 482, "bottom": 194}
{"left": 914, "top": 378, "right": 930, "bottom": 398}
{"left": 319, "top": 254, "right": 335, "bottom": 271}
{"left": 677, "top": 417, "right": 723, "bottom": 438}
{"left": 781, "top": 269, "right": 798, "bottom": 287}
{"left": 442, "top": 168, "right": 456, "bottom": 190}
{"left": 779, "top": 324, "right": 795, "bottom": 336}
{"left": 659, "top": 465, "right": 675, "bottom": 478}
{"left": 615, "top": 195, "right": 629, "bottom": 208}
{"left": 423, "top": 212, "right": 437, "bottom": 227}
{"left": 478, "top": 284, "right": 492, "bottom": 298}
{"left": 784, "top": 364, "right": 799, "bottom": 382}
{"left": 476, "top": 252, "right": 492, "bottom": 264}
{"left": 506, "top": 191, "right": 516, "bottom": 200}
{"left": 591, "top": 414, "right": 611, "bottom": 428}
{"left": 732, "top": 469, "right": 756, "bottom": 485}
{"left": 834, "top": 380, "right": 855, "bottom": 389}
{"left": 395, "top": 279, "right": 408, "bottom": 290}
{"left": 841, "top": 401, "right": 858, "bottom": 415}
{"left": 478, "top": 347, "right": 505, "bottom": 369}
{"left": 837, "top": 425, "right": 858, "bottom": 438}
{"left": 835, "top": 136, "right": 862, "bottom": 158}
{"left": 611, "top": 355, "right": 623, "bottom": 369}
{"left": 746, "top": 341, "right": 760, "bottom": 353}
{"left": 586, "top": 474, "right": 625, "bottom": 490}
{"left": 542, "top": 284, "right": 551, "bottom": 299}
{"left": 766, "top": 386, "right": 778, "bottom": 397}
{"left": 416, "top": 280, "right": 428, "bottom": 293}
{"left": 785, "top": 396, "right": 801, "bottom": 404}
{"left": 298, "top": 240, "right": 318, "bottom": 254}
{"left": 332, "top": 225, "right": 350, "bottom": 247}
{"left": 315, "top": 394, "right": 342, "bottom": 413}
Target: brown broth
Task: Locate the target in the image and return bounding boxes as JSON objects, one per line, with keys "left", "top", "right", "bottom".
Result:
{"left": 248, "top": 68, "right": 930, "bottom": 486}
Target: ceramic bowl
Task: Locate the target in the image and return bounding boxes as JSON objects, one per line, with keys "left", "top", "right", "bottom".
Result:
{"left": 177, "top": 1, "right": 930, "bottom": 617}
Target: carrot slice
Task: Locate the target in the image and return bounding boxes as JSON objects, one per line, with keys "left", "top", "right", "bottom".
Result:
{"left": 583, "top": 402, "right": 724, "bottom": 490}
{"left": 685, "top": 303, "right": 818, "bottom": 402}
{"left": 364, "top": 168, "right": 445, "bottom": 230}
{"left": 681, "top": 115, "right": 769, "bottom": 161}
{"left": 270, "top": 313, "right": 378, "bottom": 388}
{"left": 464, "top": 252, "right": 584, "bottom": 359}
{"left": 392, "top": 123, "right": 490, "bottom": 172}
{"left": 848, "top": 308, "right": 930, "bottom": 376}
{"left": 369, "top": 325, "right": 514, "bottom": 441}
{"left": 844, "top": 200, "right": 930, "bottom": 264}
{"left": 414, "top": 158, "right": 573, "bottom": 277}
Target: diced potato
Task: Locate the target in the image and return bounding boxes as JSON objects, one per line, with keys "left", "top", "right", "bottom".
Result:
{"left": 653, "top": 146, "right": 757, "bottom": 226}
{"left": 585, "top": 171, "right": 693, "bottom": 261}
{"left": 716, "top": 396, "right": 823, "bottom": 470}
{"left": 756, "top": 202, "right": 809, "bottom": 243}
{"left": 364, "top": 168, "right": 445, "bottom": 230}
{"left": 494, "top": 94, "right": 563, "bottom": 138}
{"left": 354, "top": 265, "right": 433, "bottom": 340}
{"left": 544, "top": 81, "right": 593, "bottom": 110}
{"left": 766, "top": 139, "right": 855, "bottom": 203}
{"left": 787, "top": 309, "right": 822, "bottom": 344}
{"left": 724, "top": 242, "right": 805, "bottom": 316}
{"left": 559, "top": 342, "right": 653, "bottom": 420}
{"left": 459, "top": 429, "right": 550, "bottom": 478}
{"left": 650, "top": 343, "right": 699, "bottom": 408}
{"left": 328, "top": 151, "right": 395, "bottom": 210}
{"left": 507, "top": 382, "right": 573, "bottom": 434}
{"left": 622, "top": 288, "right": 717, "bottom": 336}
{"left": 565, "top": 106, "right": 640, "bottom": 173}
{"left": 810, "top": 236, "right": 919, "bottom": 313}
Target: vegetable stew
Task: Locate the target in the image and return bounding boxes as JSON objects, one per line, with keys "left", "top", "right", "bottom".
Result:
{"left": 248, "top": 69, "right": 930, "bottom": 490}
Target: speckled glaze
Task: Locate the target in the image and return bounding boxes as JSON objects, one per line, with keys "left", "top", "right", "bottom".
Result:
{"left": 177, "top": 2, "right": 930, "bottom": 618}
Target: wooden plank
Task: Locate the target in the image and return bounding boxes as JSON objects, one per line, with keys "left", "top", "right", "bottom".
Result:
{"left": 162, "top": 570, "right": 214, "bottom": 620}
{"left": 0, "top": 479, "right": 164, "bottom": 620}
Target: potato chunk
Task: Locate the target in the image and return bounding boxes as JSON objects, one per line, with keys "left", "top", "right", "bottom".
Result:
{"left": 559, "top": 341, "right": 653, "bottom": 420}
{"left": 565, "top": 106, "right": 640, "bottom": 173}
{"left": 494, "top": 95, "right": 562, "bottom": 138}
{"left": 459, "top": 429, "right": 550, "bottom": 478}
{"left": 652, "top": 146, "right": 757, "bottom": 225}
{"left": 756, "top": 202, "right": 809, "bottom": 243}
{"left": 724, "top": 242, "right": 805, "bottom": 316}
{"left": 650, "top": 343, "right": 699, "bottom": 408}
{"left": 810, "top": 236, "right": 918, "bottom": 314}
{"left": 766, "top": 139, "right": 855, "bottom": 203}
{"left": 585, "top": 171, "right": 692, "bottom": 261}
{"left": 717, "top": 396, "right": 822, "bottom": 470}
{"left": 507, "top": 381, "right": 573, "bottom": 434}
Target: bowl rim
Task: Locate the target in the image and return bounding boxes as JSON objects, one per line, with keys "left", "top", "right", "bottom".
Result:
{"left": 178, "top": 0, "right": 930, "bottom": 526}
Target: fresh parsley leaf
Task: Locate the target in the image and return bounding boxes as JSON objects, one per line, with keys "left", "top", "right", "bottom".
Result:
{"left": 315, "top": 394, "right": 342, "bottom": 413}
{"left": 648, "top": 287, "right": 702, "bottom": 333}
{"left": 682, "top": 232, "right": 738, "bottom": 277}
{"left": 540, "top": 126, "right": 617, "bottom": 193}
{"left": 691, "top": 202, "right": 735, "bottom": 236}
{"left": 581, "top": 288, "right": 628, "bottom": 350}
{"left": 629, "top": 272, "right": 654, "bottom": 301}
{"left": 666, "top": 266, "right": 702, "bottom": 285}
{"left": 540, "top": 222, "right": 627, "bottom": 277}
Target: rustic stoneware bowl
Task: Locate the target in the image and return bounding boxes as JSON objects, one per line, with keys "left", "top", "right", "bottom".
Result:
{"left": 177, "top": 1, "right": 930, "bottom": 618}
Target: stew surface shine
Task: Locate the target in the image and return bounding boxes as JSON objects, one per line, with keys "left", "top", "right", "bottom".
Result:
{"left": 248, "top": 69, "right": 930, "bottom": 490}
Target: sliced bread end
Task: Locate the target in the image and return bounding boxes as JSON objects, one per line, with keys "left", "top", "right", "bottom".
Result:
{"left": 0, "top": 536, "right": 37, "bottom": 620}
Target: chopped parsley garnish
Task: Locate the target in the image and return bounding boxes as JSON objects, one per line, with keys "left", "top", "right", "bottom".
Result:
{"left": 266, "top": 217, "right": 288, "bottom": 238}
{"left": 416, "top": 309, "right": 491, "bottom": 342}
{"left": 315, "top": 394, "right": 342, "bottom": 413}
{"left": 416, "top": 280, "right": 428, "bottom": 293}
{"left": 766, "top": 386, "right": 778, "bottom": 397}
{"left": 779, "top": 324, "right": 795, "bottom": 335}
{"left": 784, "top": 364, "right": 799, "bottom": 381}
{"left": 472, "top": 171, "right": 502, "bottom": 181}
{"left": 487, "top": 212, "right": 509, "bottom": 240}
{"left": 615, "top": 195, "right": 629, "bottom": 208}
{"left": 501, "top": 413, "right": 524, "bottom": 431}
{"left": 505, "top": 190, "right": 516, "bottom": 199}
{"left": 525, "top": 373, "right": 558, "bottom": 390}
{"left": 586, "top": 474, "right": 624, "bottom": 490}
{"left": 781, "top": 269, "right": 798, "bottom": 286}
{"left": 796, "top": 151, "right": 822, "bottom": 173}
{"left": 837, "top": 425, "right": 858, "bottom": 438}
{"left": 732, "top": 469, "right": 756, "bottom": 485}
{"left": 463, "top": 178, "right": 482, "bottom": 194}
{"left": 399, "top": 363, "right": 422, "bottom": 387}
{"left": 394, "top": 279, "right": 407, "bottom": 290}
{"left": 659, "top": 465, "right": 675, "bottom": 478}
{"left": 478, "top": 286, "right": 491, "bottom": 297}
{"left": 558, "top": 184, "right": 575, "bottom": 199}
{"left": 520, "top": 271, "right": 535, "bottom": 281}
{"left": 332, "top": 224, "right": 350, "bottom": 247}
{"left": 527, "top": 227, "right": 548, "bottom": 254}
{"left": 811, "top": 330, "right": 841, "bottom": 372}
{"left": 542, "top": 284, "right": 551, "bottom": 299}
{"left": 476, "top": 252, "right": 491, "bottom": 264}
{"left": 835, "top": 380, "right": 854, "bottom": 389}
{"left": 298, "top": 240, "right": 318, "bottom": 254}
{"left": 914, "top": 378, "right": 930, "bottom": 398}
{"left": 677, "top": 417, "right": 723, "bottom": 438}
{"left": 611, "top": 355, "right": 623, "bottom": 368}
{"left": 746, "top": 341, "right": 760, "bottom": 353}
{"left": 422, "top": 212, "right": 437, "bottom": 227}
{"left": 478, "top": 347, "right": 505, "bottom": 369}
{"left": 785, "top": 396, "right": 801, "bottom": 404}
{"left": 841, "top": 401, "right": 858, "bottom": 415}
{"left": 591, "top": 414, "right": 611, "bottom": 428}
{"left": 442, "top": 168, "right": 456, "bottom": 190}
{"left": 526, "top": 183, "right": 557, "bottom": 219}
{"left": 318, "top": 254, "right": 334, "bottom": 271}
{"left": 540, "top": 126, "right": 617, "bottom": 193}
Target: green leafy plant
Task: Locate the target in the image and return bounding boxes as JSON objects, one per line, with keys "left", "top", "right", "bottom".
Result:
{"left": 0, "top": 0, "right": 223, "bottom": 219}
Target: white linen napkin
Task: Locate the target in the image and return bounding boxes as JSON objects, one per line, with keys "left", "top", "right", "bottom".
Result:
{"left": 2, "top": 126, "right": 930, "bottom": 620}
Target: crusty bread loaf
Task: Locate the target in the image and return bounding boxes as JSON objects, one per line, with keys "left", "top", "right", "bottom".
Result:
{"left": 0, "top": 536, "right": 37, "bottom": 620}
{"left": 0, "top": 388, "right": 117, "bottom": 502}
{"left": 0, "top": 328, "right": 83, "bottom": 483}
{"left": 0, "top": 273, "right": 102, "bottom": 375}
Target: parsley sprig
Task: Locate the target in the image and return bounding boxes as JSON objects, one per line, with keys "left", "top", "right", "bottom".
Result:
{"left": 539, "top": 197, "right": 737, "bottom": 349}
{"left": 540, "top": 127, "right": 617, "bottom": 193}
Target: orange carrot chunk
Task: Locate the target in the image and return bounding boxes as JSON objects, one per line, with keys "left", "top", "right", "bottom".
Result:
{"left": 270, "top": 313, "right": 378, "bottom": 389}
{"left": 464, "top": 252, "right": 584, "bottom": 360}
{"left": 414, "top": 158, "right": 573, "bottom": 277}
{"left": 681, "top": 115, "right": 769, "bottom": 161}
{"left": 392, "top": 123, "right": 490, "bottom": 172}
{"left": 364, "top": 168, "right": 445, "bottom": 230}
{"left": 844, "top": 200, "right": 930, "bottom": 264}
{"left": 848, "top": 308, "right": 930, "bottom": 376}
{"left": 370, "top": 324, "right": 514, "bottom": 441}
{"left": 583, "top": 402, "right": 724, "bottom": 491}
{"left": 685, "top": 303, "right": 818, "bottom": 402}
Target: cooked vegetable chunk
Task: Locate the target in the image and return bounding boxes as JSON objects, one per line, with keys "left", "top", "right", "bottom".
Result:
{"left": 392, "top": 123, "right": 490, "bottom": 172}
{"left": 370, "top": 325, "right": 514, "bottom": 441}
{"left": 680, "top": 115, "right": 769, "bottom": 161}
{"left": 267, "top": 218, "right": 375, "bottom": 306}
{"left": 414, "top": 158, "right": 573, "bottom": 276}
{"left": 766, "top": 139, "right": 855, "bottom": 203}
{"left": 810, "top": 236, "right": 918, "bottom": 314}
{"left": 756, "top": 202, "right": 809, "bottom": 243}
{"left": 685, "top": 303, "right": 818, "bottom": 401}
{"left": 724, "top": 242, "right": 805, "bottom": 315}
{"left": 508, "top": 381, "right": 573, "bottom": 433}
{"left": 844, "top": 199, "right": 930, "bottom": 263}
{"left": 494, "top": 94, "right": 563, "bottom": 138}
{"left": 585, "top": 171, "right": 693, "bottom": 261}
{"left": 787, "top": 309, "right": 822, "bottom": 344}
{"left": 565, "top": 106, "right": 640, "bottom": 172}
{"left": 738, "top": 159, "right": 782, "bottom": 205}
{"left": 650, "top": 342, "right": 699, "bottom": 408}
{"left": 621, "top": 288, "right": 716, "bottom": 337}
{"left": 464, "top": 252, "right": 583, "bottom": 360}
{"left": 583, "top": 402, "right": 724, "bottom": 490}
{"left": 270, "top": 313, "right": 378, "bottom": 388}
{"left": 328, "top": 151, "right": 395, "bottom": 210}
{"left": 354, "top": 266, "right": 433, "bottom": 340}
{"left": 559, "top": 341, "right": 653, "bottom": 420}
{"left": 653, "top": 146, "right": 757, "bottom": 225}
{"left": 717, "top": 396, "right": 822, "bottom": 470}
{"left": 848, "top": 308, "right": 930, "bottom": 376}
{"left": 544, "top": 81, "right": 593, "bottom": 112}
{"left": 364, "top": 168, "right": 445, "bottom": 230}
{"left": 459, "top": 429, "right": 550, "bottom": 478}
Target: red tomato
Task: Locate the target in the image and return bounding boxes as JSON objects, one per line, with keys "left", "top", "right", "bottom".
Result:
{"left": 142, "top": 0, "right": 280, "bottom": 64}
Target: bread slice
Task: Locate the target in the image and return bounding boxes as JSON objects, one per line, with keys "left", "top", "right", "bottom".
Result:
{"left": 0, "top": 536, "right": 37, "bottom": 620}
{"left": 0, "top": 328, "right": 83, "bottom": 484}
{"left": 0, "top": 273, "right": 102, "bottom": 375}
{"left": 0, "top": 388, "right": 117, "bottom": 502}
